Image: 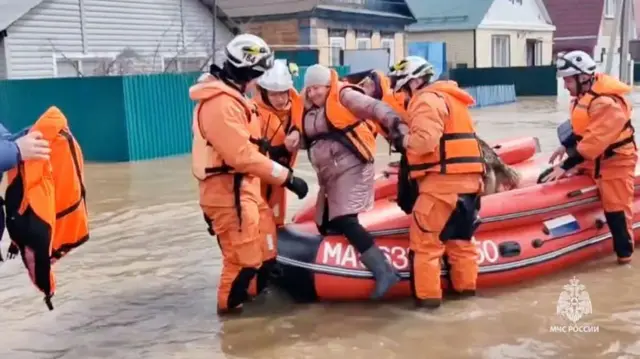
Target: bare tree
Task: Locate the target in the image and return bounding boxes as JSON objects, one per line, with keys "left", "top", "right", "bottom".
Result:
{"left": 47, "top": 39, "right": 83, "bottom": 77}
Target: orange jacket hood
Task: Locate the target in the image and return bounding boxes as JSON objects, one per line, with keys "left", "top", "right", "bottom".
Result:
{"left": 189, "top": 74, "right": 240, "bottom": 102}
{"left": 428, "top": 81, "right": 475, "bottom": 107}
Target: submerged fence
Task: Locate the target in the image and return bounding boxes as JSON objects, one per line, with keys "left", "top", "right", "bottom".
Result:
{"left": 0, "top": 65, "right": 515, "bottom": 162}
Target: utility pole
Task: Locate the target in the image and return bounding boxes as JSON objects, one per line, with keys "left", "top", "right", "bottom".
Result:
{"left": 605, "top": 0, "right": 624, "bottom": 75}
{"left": 619, "top": 0, "right": 631, "bottom": 84}
{"left": 212, "top": 0, "right": 217, "bottom": 64}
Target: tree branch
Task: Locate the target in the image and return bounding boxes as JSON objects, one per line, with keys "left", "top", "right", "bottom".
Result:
{"left": 47, "top": 39, "right": 83, "bottom": 77}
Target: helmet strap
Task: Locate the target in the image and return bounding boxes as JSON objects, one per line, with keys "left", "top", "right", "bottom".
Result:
{"left": 574, "top": 74, "right": 594, "bottom": 96}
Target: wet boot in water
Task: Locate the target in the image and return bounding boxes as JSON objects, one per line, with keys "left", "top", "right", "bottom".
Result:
{"left": 360, "top": 246, "right": 401, "bottom": 299}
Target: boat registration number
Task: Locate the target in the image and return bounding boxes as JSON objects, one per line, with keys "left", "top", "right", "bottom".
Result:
{"left": 320, "top": 239, "right": 500, "bottom": 271}
{"left": 473, "top": 238, "right": 500, "bottom": 265}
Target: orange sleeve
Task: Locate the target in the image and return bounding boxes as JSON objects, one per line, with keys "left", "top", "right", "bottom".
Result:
{"left": 200, "top": 97, "right": 289, "bottom": 186}
{"left": 405, "top": 92, "right": 446, "bottom": 156}
{"left": 576, "top": 96, "right": 630, "bottom": 160}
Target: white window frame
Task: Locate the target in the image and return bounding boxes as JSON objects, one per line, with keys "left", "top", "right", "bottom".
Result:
{"left": 491, "top": 35, "right": 511, "bottom": 67}
{"left": 356, "top": 38, "right": 371, "bottom": 50}
{"left": 534, "top": 40, "right": 543, "bottom": 65}
{"left": 162, "top": 55, "right": 210, "bottom": 73}
{"left": 52, "top": 53, "right": 117, "bottom": 77}
{"left": 604, "top": 0, "right": 615, "bottom": 18}
{"left": 380, "top": 37, "right": 395, "bottom": 66}
{"left": 329, "top": 37, "right": 345, "bottom": 66}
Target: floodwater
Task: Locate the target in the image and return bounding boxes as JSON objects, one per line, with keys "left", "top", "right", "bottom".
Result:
{"left": 2, "top": 94, "right": 640, "bottom": 359}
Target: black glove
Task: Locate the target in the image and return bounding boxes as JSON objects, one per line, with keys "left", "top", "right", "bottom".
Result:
{"left": 390, "top": 119, "right": 406, "bottom": 153}
{"left": 283, "top": 171, "right": 309, "bottom": 199}
{"left": 7, "top": 242, "right": 18, "bottom": 259}
{"left": 391, "top": 134, "right": 406, "bottom": 154}
{"left": 269, "top": 144, "right": 290, "bottom": 163}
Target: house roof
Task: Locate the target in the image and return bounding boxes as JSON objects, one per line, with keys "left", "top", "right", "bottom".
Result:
{"left": 0, "top": 0, "right": 43, "bottom": 32}
{"left": 216, "top": 0, "right": 317, "bottom": 18}
{"left": 542, "top": 0, "right": 603, "bottom": 54}
{"left": 216, "top": 0, "right": 413, "bottom": 20}
{"left": 404, "top": 0, "right": 494, "bottom": 32}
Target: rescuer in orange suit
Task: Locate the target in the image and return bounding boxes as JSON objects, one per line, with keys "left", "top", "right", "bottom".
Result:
{"left": 540, "top": 50, "right": 637, "bottom": 264}
{"left": 246, "top": 60, "right": 302, "bottom": 298}
{"left": 189, "top": 34, "right": 309, "bottom": 315}
{"left": 388, "top": 56, "right": 485, "bottom": 309}
{"left": 345, "top": 69, "right": 519, "bottom": 195}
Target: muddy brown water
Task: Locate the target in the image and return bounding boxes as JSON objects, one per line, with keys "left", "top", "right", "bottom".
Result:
{"left": 2, "top": 95, "right": 640, "bottom": 359}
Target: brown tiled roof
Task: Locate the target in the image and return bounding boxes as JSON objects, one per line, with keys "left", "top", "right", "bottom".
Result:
{"left": 542, "top": 0, "right": 604, "bottom": 55}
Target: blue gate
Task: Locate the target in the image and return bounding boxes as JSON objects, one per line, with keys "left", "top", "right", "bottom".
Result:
{"left": 407, "top": 42, "right": 447, "bottom": 80}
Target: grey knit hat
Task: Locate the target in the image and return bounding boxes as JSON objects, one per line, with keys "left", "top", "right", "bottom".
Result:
{"left": 304, "top": 64, "right": 331, "bottom": 87}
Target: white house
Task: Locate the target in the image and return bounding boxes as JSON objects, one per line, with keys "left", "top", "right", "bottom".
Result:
{"left": 405, "top": 0, "right": 556, "bottom": 68}
{"left": 0, "top": 0, "right": 239, "bottom": 79}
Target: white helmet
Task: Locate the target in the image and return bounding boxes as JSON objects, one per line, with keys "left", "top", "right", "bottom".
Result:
{"left": 388, "top": 56, "right": 435, "bottom": 91}
{"left": 224, "top": 33, "right": 274, "bottom": 73}
{"left": 556, "top": 50, "right": 597, "bottom": 78}
{"left": 257, "top": 59, "right": 294, "bottom": 92}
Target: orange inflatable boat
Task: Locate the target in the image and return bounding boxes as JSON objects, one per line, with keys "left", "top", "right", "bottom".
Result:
{"left": 273, "top": 163, "right": 640, "bottom": 302}
{"left": 292, "top": 136, "right": 541, "bottom": 223}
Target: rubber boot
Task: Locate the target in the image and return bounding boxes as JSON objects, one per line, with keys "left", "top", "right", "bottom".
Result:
{"left": 360, "top": 246, "right": 401, "bottom": 300}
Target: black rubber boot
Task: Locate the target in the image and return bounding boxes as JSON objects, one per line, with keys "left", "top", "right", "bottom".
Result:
{"left": 360, "top": 246, "right": 401, "bottom": 300}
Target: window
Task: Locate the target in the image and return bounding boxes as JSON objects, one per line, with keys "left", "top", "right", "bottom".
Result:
{"left": 55, "top": 56, "right": 115, "bottom": 77}
{"left": 491, "top": 35, "right": 511, "bottom": 67}
{"left": 329, "top": 37, "right": 345, "bottom": 66}
{"left": 355, "top": 30, "right": 371, "bottom": 50}
{"left": 381, "top": 37, "right": 395, "bottom": 66}
{"left": 356, "top": 38, "right": 371, "bottom": 50}
{"left": 535, "top": 41, "right": 543, "bottom": 65}
{"left": 163, "top": 56, "right": 209, "bottom": 72}
{"left": 526, "top": 39, "right": 543, "bottom": 66}
{"left": 605, "top": 0, "right": 615, "bottom": 17}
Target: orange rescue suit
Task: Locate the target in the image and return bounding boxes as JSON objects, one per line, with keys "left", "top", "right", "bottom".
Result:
{"left": 4, "top": 106, "right": 89, "bottom": 310}
{"left": 402, "top": 81, "right": 485, "bottom": 305}
{"left": 190, "top": 73, "right": 290, "bottom": 313}
{"left": 294, "top": 69, "right": 378, "bottom": 163}
{"left": 565, "top": 73, "right": 637, "bottom": 262}
{"left": 255, "top": 88, "right": 302, "bottom": 227}
{"left": 248, "top": 88, "right": 303, "bottom": 298}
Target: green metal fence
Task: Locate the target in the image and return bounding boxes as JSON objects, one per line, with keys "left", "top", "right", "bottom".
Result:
{"left": 0, "top": 76, "right": 129, "bottom": 162}
{"left": 0, "top": 66, "right": 350, "bottom": 162}
{"left": 450, "top": 66, "right": 557, "bottom": 96}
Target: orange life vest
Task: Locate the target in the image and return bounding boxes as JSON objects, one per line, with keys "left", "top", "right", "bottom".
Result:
{"left": 406, "top": 82, "right": 485, "bottom": 179}
{"left": 4, "top": 106, "right": 89, "bottom": 310}
{"left": 296, "top": 69, "right": 377, "bottom": 163}
{"left": 255, "top": 88, "right": 301, "bottom": 169}
{"left": 191, "top": 81, "right": 266, "bottom": 180}
{"left": 255, "top": 88, "right": 302, "bottom": 206}
{"left": 373, "top": 70, "right": 408, "bottom": 121}
{"left": 191, "top": 79, "right": 266, "bottom": 232}
{"left": 570, "top": 73, "right": 636, "bottom": 165}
